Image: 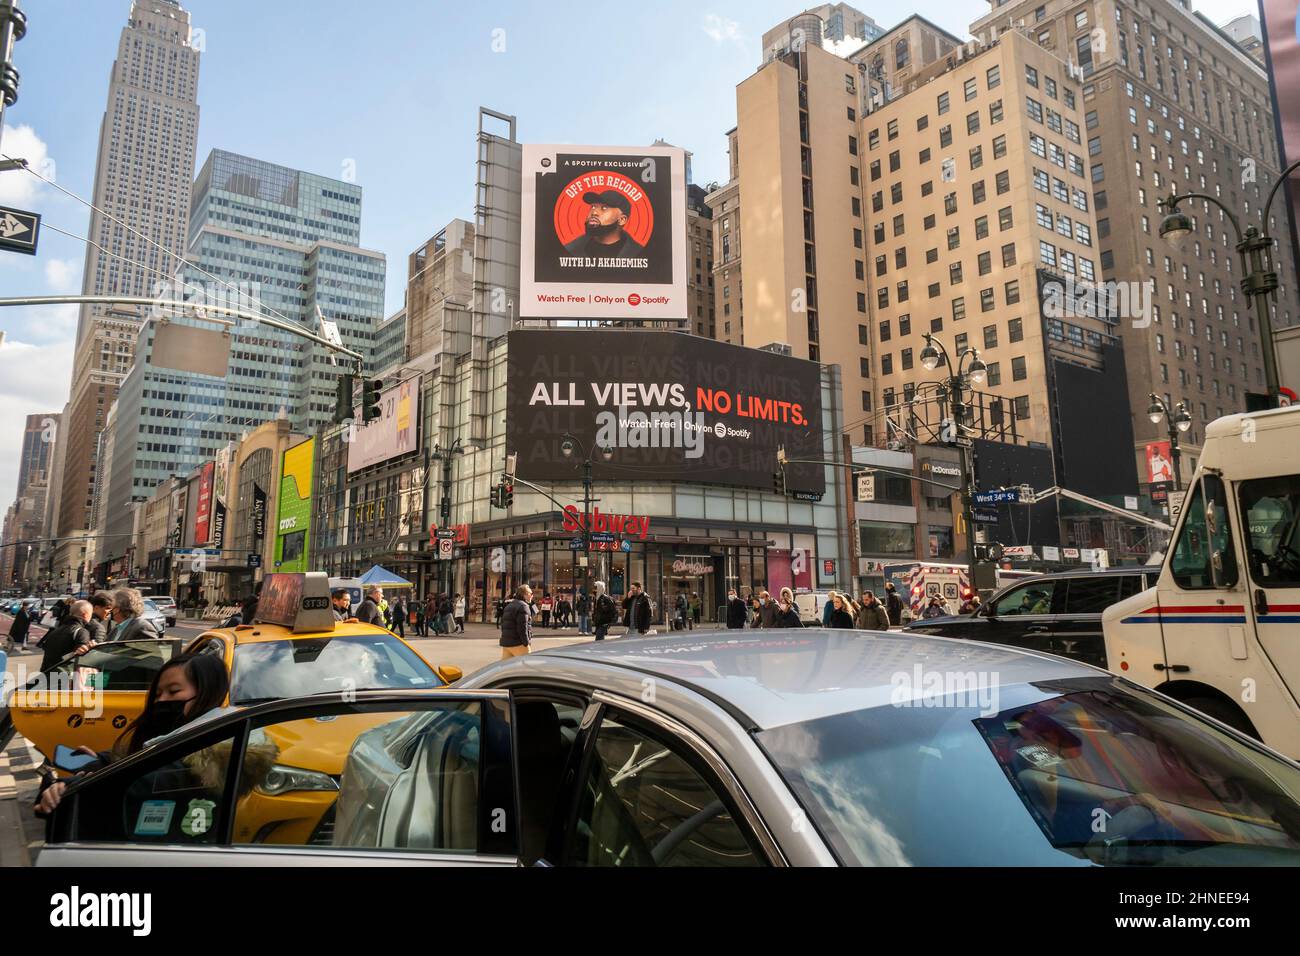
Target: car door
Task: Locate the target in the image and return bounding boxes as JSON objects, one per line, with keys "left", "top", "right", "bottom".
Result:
{"left": 1237, "top": 473, "right": 1300, "bottom": 711}
{"left": 1047, "top": 574, "right": 1121, "bottom": 668}
{"left": 41, "top": 689, "right": 521, "bottom": 866}
{"left": 10, "top": 639, "right": 184, "bottom": 764}
{"left": 978, "top": 579, "right": 1062, "bottom": 654}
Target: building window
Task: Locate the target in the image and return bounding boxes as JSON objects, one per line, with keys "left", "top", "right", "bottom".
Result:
{"left": 1005, "top": 280, "right": 1020, "bottom": 305}
{"left": 1009, "top": 316, "right": 1023, "bottom": 341}
{"left": 1012, "top": 356, "right": 1027, "bottom": 380}
{"left": 1014, "top": 395, "right": 1031, "bottom": 419}
{"left": 1001, "top": 243, "right": 1017, "bottom": 267}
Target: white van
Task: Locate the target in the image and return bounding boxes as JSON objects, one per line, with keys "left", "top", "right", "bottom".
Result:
{"left": 1103, "top": 405, "right": 1300, "bottom": 757}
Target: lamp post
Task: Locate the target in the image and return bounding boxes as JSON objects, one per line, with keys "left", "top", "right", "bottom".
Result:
{"left": 919, "top": 333, "right": 989, "bottom": 578}
{"left": 429, "top": 438, "right": 481, "bottom": 598}
{"left": 1145, "top": 393, "right": 1193, "bottom": 491}
{"left": 1159, "top": 157, "right": 1300, "bottom": 409}
{"left": 560, "top": 433, "right": 614, "bottom": 601}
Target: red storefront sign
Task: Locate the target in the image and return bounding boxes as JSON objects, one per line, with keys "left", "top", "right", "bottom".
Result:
{"left": 561, "top": 506, "right": 651, "bottom": 540}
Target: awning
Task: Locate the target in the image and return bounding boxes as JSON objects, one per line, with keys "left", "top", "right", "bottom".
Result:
{"left": 358, "top": 565, "right": 414, "bottom": 588}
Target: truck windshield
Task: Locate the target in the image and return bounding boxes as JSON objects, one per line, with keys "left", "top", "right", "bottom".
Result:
{"left": 1240, "top": 475, "right": 1300, "bottom": 587}
{"left": 758, "top": 675, "right": 1300, "bottom": 866}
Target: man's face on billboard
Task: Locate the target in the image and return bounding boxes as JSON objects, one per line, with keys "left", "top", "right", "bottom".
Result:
{"left": 585, "top": 202, "right": 626, "bottom": 239}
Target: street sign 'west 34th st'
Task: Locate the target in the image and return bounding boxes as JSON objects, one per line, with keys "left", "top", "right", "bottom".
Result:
{"left": 0, "top": 205, "right": 40, "bottom": 256}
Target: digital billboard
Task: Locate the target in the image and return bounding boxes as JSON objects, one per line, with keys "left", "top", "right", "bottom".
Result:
{"left": 276, "top": 438, "right": 314, "bottom": 573}
{"left": 506, "top": 329, "right": 825, "bottom": 494}
{"left": 520, "top": 144, "right": 687, "bottom": 321}
{"left": 347, "top": 377, "right": 418, "bottom": 474}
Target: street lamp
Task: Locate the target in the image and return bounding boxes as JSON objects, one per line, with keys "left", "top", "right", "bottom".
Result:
{"left": 560, "top": 433, "right": 613, "bottom": 599}
{"left": 1159, "top": 156, "right": 1300, "bottom": 408}
{"left": 1146, "top": 393, "right": 1193, "bottom": 491}
{"left": 920, "top": 332, "right": 987, "bottom": 579}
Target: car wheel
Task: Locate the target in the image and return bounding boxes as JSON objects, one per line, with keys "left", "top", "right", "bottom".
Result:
{"left": 1183, "top": 696, "right": 1259, "bottom": 739}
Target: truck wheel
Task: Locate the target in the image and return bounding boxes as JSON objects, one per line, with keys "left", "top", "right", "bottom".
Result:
{"left": 1183, "top": 696, "right": 1258, "bottom": 739}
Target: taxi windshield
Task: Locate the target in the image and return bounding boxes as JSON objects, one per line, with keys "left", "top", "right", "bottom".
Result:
{"left": 229, "top": 634, "right": 443, "bottom": 704}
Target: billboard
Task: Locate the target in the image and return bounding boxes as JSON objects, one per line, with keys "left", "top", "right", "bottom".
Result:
{"left": 347, "top": 377, "right": 418, "bottom": 474}
{"left": 506, "top": 329, "right": 825, "bottom": 493}
{"left": 276, "top": 438, "right": 314, "bottom": 573}
{"left": 1145, "top": 441, "right": 1174, "bottom": 485}
{"left": 520, "top": 143, "right": 687, "bottom": 321}
{"left": 194, "top": 461, "right": 215, "bottom": 545}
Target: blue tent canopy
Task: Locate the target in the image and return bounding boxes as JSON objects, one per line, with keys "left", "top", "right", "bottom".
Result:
{"left": 358, "top": 565, "right": 413, "bottom": 588}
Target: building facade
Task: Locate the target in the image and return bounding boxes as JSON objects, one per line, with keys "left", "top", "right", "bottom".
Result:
{"left": 54, "top": 0, "right": 201, "bottom": 582}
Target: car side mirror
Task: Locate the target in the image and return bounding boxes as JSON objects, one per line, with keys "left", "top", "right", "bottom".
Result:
{"left": 438, "top": 664, "right": 463, "bottom": 685}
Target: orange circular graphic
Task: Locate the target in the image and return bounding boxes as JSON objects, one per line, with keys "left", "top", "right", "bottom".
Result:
{"left": 553, "top": 170, "right": 655, "bottom": 248}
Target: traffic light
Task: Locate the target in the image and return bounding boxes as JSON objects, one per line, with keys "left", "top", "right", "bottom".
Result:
{"left": 773, "top": 470, "right": 787, "bottom": 496}
{"left": 503, "top": 481, "right": 514, "bottom": 509}
{"left": 490, "top": 482, "right": 505, "bottom": 509}
{"left": 333, "top": 373, "right": 355, "bottom": 424}
{"left": 361, "top": 379, "right": 383, "bottom": 423}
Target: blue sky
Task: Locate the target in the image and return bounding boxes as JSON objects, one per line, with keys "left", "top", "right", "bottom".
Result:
{"left": 0, "top": 0, "right": 1256, "bottom": 509}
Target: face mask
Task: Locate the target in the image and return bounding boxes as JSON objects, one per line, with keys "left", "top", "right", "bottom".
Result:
{"left": 147, "top": 699, "right": 191, "bottom": 737}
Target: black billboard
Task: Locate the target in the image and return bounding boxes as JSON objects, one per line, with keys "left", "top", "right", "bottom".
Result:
{"left": 506, "top": 330, "right": 825, "bottom": 494}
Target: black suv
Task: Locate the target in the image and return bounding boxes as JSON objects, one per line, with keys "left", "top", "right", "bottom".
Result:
{"left": 903, "top": 567, "right": 1156, "bottom": 668}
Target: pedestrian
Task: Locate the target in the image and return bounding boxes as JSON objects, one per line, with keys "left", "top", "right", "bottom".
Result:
{"left": 748, "top": 593, "right": 761, "bottom": 627}
{"left": 923, "top": 595, "right": 948, "bottom": 619}
{"left": 822, "top": 590, "right": 839, "bottom": 627}
{"left": 39, "top": 600, "right": 94, "bottom": 671}
{"left": 576, "top": 590, "right": 592, "bottom": 635}
{"left": 494, "top": 597, "right": 504, "bottom": 626}
{"left": 591, "top": 581, "right": 617, "bottom": 641}
{"left": 87, "top": 592, "right": 113, "bottom": 643}
{"left": 330, "top": 588, "right": 353, "bottom": 622}
{"left": 414, "top": 597, "right": 426, "bottom": 636}
{"left": 883, "top": 581, "right": 904, "bottom": 627}
{"left": 726, "top": 588, "right": 747, "bottom": 629}
{"left": 757, "top": 590, "right": 778, "bottom": 629}
{"left": 356, "top": 586, "right": 383, "bottom": 626}
{"left": 107, "top": 589, "right": 151, "bottom": 642}
{"left": 690, "top": 591, "right": 701, "bottom": 626}
{"left": 240, "top": 583, "right": 262, "bottom": 629}
{"left": 499, "top": 584, "right": 533, "bottom": 659}
{"left": 626, "top": 581, "right": 652, "bottom": 636}
{"left": 774, "top": 587, "right": 802, "bottom": 627}
{"left": 539, "top": 593, "right": 553, "bottom": 629}
{"left": 49, "top": 595, "right": 69, "bottom": 628}
{"left": 827, "top": 592, "right": 856, "bottom": 629}
{"left": 439, "top": 593, "right": 454, "bottom": 634}
{"left": 960, "top": 594, "right": 982, "bottom": 615}
{"left": 390, "top": 594, "right": 406, "bottom": 638}
{"left": 674, "top": 591, "right": 690, "bottom": 631}
{"left": 425, "top": 593, "right": 441, "bottom": 634}
{"left": 454, "top": 593, "right": 466, "bottom": 633}
{"left": 854, "top": 591, "right": 890, "bottom": 631}
{"left": 7, "top": 602, "right": 32, "bottom": 650}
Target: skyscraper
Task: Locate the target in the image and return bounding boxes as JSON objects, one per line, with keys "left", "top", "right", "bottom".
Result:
{"left": 53, "top": 0, "right": 201, "bottom": 582}
{"left": 98, "top": 149, "right": 385, "bottom": 573}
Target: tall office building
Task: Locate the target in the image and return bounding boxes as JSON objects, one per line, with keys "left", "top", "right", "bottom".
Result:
{"left": 970, "top": 0, "right": 1300, "bottom": 487}
{"left": 99, "top": 150, "right": 385, "bottom": 570}
{"left": 762, "top": 4, "right": 886, "bottom": 63}
{"left": 686, "top": 185, "right": 717, "bottom": 337}
{"left": 53, "top": 0, "right": 201, "bottom": 582}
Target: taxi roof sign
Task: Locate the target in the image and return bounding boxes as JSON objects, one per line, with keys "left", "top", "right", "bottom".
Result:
{"left": 256, "top": 571, "right": 336, "bottom": 633}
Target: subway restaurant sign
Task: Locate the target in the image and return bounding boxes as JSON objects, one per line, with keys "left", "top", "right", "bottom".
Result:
{"left": 275, "top": 437, "right": 314, "bottom": 572}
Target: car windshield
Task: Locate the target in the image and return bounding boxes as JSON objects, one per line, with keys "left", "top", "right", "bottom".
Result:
{"left": 757, "top": 675, "right": 1300, "bottom": 866}
{"left": 229, "top": 634, "right": 443, "bottom": 704}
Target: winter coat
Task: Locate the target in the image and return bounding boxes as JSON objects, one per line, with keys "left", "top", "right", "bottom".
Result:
{"left": 854, "top": 601, "right": 891, "bottom": 631}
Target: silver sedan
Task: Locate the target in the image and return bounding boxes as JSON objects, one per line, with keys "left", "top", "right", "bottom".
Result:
{"left": 36, "top": 630, "right": 1300, "bottom": 866}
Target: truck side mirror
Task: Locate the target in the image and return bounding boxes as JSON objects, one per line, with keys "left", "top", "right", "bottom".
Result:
{"left": 1210, "top": 550, "right": 1227, "bottom": 589}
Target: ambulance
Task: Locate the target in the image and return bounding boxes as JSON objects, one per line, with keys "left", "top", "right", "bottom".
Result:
{"left": 1103, "top": 405, "right": 1300, "bottom": 758}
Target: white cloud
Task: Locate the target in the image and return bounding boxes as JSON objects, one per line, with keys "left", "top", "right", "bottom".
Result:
{"left": 702, "top": 14, "right": 743, "bottom": 46}
{"left": 0, "top": 124, "right": 57, "bottom": 207}
{"left": 0, "top": 337, "right": 73, "bottom": 509}
{"left": 45, "top": 258, "right": 80, "bottom": 291}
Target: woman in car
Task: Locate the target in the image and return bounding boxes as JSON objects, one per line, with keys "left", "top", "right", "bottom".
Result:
{"left": 35, "top": 653, "right": 234, "bottom": 816}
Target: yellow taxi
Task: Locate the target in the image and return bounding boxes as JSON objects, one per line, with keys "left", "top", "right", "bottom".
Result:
{"left": 3, "top": 573, "right": 461, "bottom": 844}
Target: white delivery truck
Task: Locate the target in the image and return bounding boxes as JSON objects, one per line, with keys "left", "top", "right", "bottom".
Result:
{"left": 1103, "top": 405, "right": 1300, "bottom": 757}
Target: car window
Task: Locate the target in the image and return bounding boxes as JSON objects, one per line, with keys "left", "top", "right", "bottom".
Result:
{"left": 229, "top": 635, "right": 442, "bottom": 704}
{"left": 991, "top": 581, "right": 1056, "bottom": 616}
{"left": 758, "top": 675, "right": 1300, "bottom": 866}
{"left": 563, "top": 710, "right": 764, "bottom": 867}
{"left": 1171, "top": 475, "right": 1239, "bottom": 590}
{"left": 1239, "top": 475, "right": 1300, "bottom": 588}
{"left": 43, "top": 640, "right": 181, "bottom": 690}
{"left": 1061, "top": 576, "right": 1118, "bottom": 614}
{"left": 1117, "top": 574, "right": 1148, "bottom": 600}
{"left": 513, "top": 697, "right": 588, "bottom": 864}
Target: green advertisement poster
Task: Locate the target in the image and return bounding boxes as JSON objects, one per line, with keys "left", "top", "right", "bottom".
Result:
{"left": 275, "top": 438, "right": 314, "bottom": 572}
